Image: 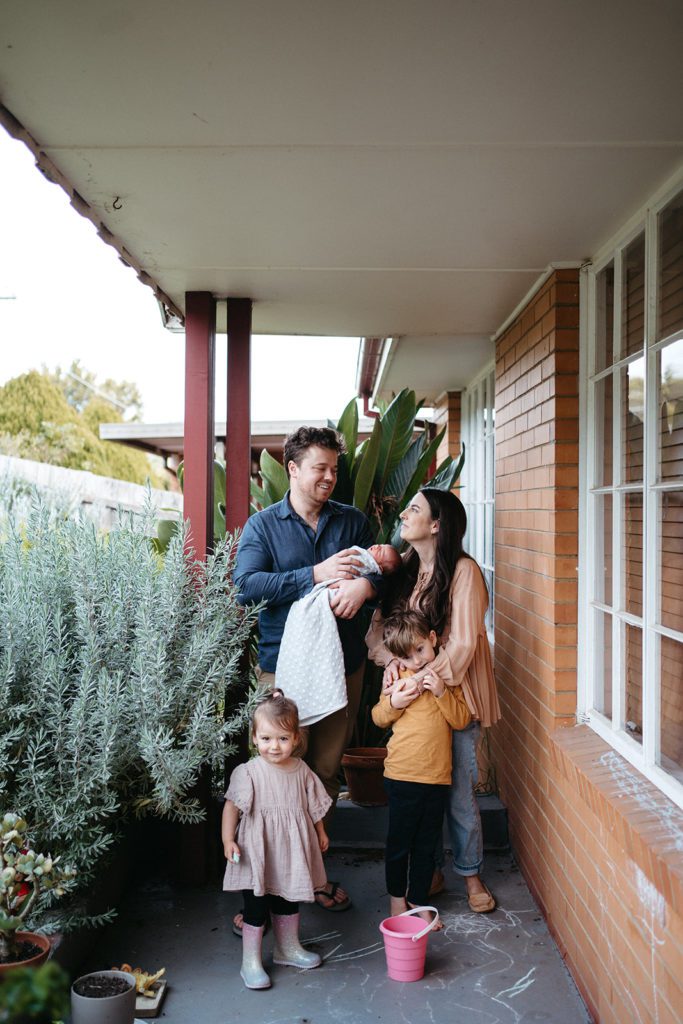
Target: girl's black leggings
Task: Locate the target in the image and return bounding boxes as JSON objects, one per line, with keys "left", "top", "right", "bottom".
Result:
{"left": 384, "top": 778, "right": 449, "bottom": 907}
{"left": 242, "top": 890, "right": 298, "bottom": 927}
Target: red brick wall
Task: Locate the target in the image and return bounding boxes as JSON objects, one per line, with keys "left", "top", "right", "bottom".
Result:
{"left": 491, "top": 269, "right": 683, "bottom": 1024}
{"left": 433, "top": 390, "right": 461, "bottom": 468}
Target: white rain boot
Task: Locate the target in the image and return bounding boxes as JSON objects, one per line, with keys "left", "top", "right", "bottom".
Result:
{"left": 272, "top": 913, "right": 322, "bottom": 969}
{"left": 240, "top": 923, "right": 271, "bottom": 989}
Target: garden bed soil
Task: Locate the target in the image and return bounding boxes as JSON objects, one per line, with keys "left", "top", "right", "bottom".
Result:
{"left": 73, "top": 974, "right": 133, "bottom": 999}
{"left": 0, "top": 938, "right": 43, "bottom": 965}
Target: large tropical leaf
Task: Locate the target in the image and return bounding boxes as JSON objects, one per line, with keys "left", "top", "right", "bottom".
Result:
{"left": 385, "top": 432, "right": 426, "bottom": 498}
{"left": 250, "top": 477, "right": 269, "bottom": 511}
{"left": 376, "top": 426, "right": 448, "bottom": 543}
{"left": 213, "top": 460, "right": 226, "bottom": 540}
{"left": 331, "top": 451, "right": 354, "bottom": 504}
{"left": 373, "top": 389, "right": 417, "bottom": 496}
{"left": 335, "top": 398, "right": 359, "bottom": 472}
{"left": 400, "top": 426, "right": 448, "bottom": 506}
{"left": 425, "top": 444, "right": 465, "bottom": 491}
{"left": 260, "top": 449, "right": 289, "bottom": 505}
{"left": 353, "top": 419, "right": 382, "bottom": 514}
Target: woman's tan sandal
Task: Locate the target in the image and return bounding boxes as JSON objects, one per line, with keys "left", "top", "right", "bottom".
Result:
{"left": 467, "top": 883, "right": 496, "bottom": 913}
{"left": 429, "top": 870, "right": 446, "bottom": 896}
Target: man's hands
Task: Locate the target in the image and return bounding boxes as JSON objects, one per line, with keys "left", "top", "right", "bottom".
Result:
{"left": 313, "top": 548, "right": 365, "bottom": 584}
{"left": 389, "top": 677, "right": 420, "bottom": 709}
{"left": 328, "top": 577, "right": 375, "bottom": 619}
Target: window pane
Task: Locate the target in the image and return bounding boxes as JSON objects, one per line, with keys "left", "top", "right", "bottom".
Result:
{"left": 622, "top": 233, "right": 645, "bottom": 358}
{"left": 484, "top": 568, "right": 494, "bottom": 634}
{"left": 658, "top": 338, "right": 683, "bottom": 481}
{"left": 486, "top": 433, "right": 494, "bottom": 501}
{"left": 593, "top": 609, "right": 613, "bottom": 719}
{"left": 624, "top": 623, "right": 643, "bottom": 744}
{"left": 623, "top": 492, "right": 643, "bottom": 617}
{"left": 484, "top": 503, "right": 493, "bottom": 567}
{"left": 594, "top": 374, "right": 613, "bottom": 486}
{"left": 596, "top": 262, "right": 615, "bottom": 372}
{"left": 660, "top": 635, "right": 683, "bottom": 779}
{"left": 657, "top": 189, "right": 683, "bottom": 342}
{"left": 659, "top": 490, "right": 683, "bottom": 632}
{"left": 622, "top": 358, "right": 644, "bottom": 483}
{"left": 594, "top": 493, "right": 613, "bottom": 605}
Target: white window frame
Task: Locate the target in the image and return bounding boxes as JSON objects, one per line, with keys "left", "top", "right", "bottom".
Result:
{"left": 579, "top": 163, "right": 683, "bottom": 810}
{"left": 461, "top": 362, "right": 496, "bottom": 641}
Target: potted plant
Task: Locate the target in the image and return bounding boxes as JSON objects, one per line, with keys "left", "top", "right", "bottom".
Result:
{"left": 0, "top": 960, "right": 70, "bottom": 1024}
{"left": 71, "top": 969, "right": 136, "bottom": 1024}
{"left": 0, "top": 814, "right": 75, "bottom": 975}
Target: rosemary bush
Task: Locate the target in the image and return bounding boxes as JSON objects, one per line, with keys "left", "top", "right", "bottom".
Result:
{"left": 0, "top": 504, "right": 258, "bottom": 932}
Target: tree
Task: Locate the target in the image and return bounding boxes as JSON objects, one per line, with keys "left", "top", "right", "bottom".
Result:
{"left": 47, "top": 359, "right": 143, "bottom": 420}
{"left": 0, "top": 371, "right": 158, "bottom": 485}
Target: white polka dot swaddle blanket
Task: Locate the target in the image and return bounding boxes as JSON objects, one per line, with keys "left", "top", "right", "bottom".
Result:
{"left": 275, "top": 546, "right": 380, "bottom": 726}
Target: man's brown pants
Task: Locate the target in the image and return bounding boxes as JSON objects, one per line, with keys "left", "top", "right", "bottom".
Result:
{"left": 256, "top": 662, "right": 366, "bottom": 822}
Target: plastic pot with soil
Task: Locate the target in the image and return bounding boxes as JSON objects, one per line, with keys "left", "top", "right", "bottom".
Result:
{"left": 71, "top": 970, "right": 136, "bottom": 1024}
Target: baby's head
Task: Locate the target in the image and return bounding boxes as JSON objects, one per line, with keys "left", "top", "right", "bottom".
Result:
{"left": 252, "top": 688, "right": 303, "bottom": 758}
{"left": 368, "top": 543, "right": 402, "bottom": 575}
{"left": 383, "top": 610, "right": 438, "bottom": 672}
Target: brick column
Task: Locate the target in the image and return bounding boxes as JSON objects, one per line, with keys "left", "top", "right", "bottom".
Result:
{"left": 492, "top": 267, "right": 580, "bottom": 876}
{"left": 433, "top": 390, "right": 462, "bottom": 468}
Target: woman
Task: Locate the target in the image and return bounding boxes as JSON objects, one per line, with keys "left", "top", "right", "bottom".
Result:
{"left": 366, "top": 487, "right": 501, "bottom": 912}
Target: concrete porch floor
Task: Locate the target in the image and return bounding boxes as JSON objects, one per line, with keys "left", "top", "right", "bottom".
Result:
{"left": 77, "top": 803, "right": 592, "bottom": 1024}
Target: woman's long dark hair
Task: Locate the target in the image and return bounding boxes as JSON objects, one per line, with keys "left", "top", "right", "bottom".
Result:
{"left": 381, "top": 488, "right": 469, "bottom": 637}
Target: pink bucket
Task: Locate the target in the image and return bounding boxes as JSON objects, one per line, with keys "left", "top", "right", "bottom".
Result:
{"left": 379, "top": 906, "right": 440, "bottom": 982}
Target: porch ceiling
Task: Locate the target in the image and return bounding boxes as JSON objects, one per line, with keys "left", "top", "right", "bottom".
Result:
{"left": 2, "top": 0, "right": 683, "bottom": 394}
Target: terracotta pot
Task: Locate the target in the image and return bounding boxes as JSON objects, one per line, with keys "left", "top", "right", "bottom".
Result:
{"left": 341, "top": 747, "right": 388, "bottom": 806}
{"left": 0, "top": 931, "right": 51, "bottom": 976}
{"left": 71, "top": 970, "right": 136, "bottom": 1024}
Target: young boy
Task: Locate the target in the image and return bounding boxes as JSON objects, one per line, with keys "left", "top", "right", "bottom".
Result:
{"left": 371, "top": 610, "right": 471, "bottom": 925}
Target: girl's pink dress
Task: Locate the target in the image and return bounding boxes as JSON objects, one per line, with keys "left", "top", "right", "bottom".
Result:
{"left": 222, "top": 756, "right": 332, "bottom": 902}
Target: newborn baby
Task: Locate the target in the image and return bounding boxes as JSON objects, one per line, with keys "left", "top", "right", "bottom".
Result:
{"left": 349, "top": 543, "right": 402, "bottom": 577}
{"left": 366, "top": 543, "right": 402, "bottom": 575}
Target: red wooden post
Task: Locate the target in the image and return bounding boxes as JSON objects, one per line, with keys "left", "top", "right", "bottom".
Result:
{"left": 177, "top": 292, "right": 216, "bottom": 884}
{"left": 183, "top": 291, "right": 216, "bottom": 557}
{"left": 225, "top": 298, "right": 252, "bottom": 533}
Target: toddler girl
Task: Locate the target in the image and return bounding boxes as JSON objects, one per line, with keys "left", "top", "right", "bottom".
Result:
{"left": 371, "top": 610, "right": 471, "bottom": 926}
{"left": 222, "top": 689, "right": 331, "bottom": 989}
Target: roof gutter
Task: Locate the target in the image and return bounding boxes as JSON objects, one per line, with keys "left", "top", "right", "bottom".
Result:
{"left": 356, "top": 337, "right": 387, "bottom": 417}
{"left": 0, "top": 103, "right": 184, "bottom": 326}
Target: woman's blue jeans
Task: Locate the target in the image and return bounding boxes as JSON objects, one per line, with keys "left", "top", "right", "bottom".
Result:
{"left": 434, "top": 722, "right": 483, "bottom": 877}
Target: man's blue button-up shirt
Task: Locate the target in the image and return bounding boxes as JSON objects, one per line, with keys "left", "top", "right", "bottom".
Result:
{"left": 234, "top": 492, "right": 381, "bottom": 674}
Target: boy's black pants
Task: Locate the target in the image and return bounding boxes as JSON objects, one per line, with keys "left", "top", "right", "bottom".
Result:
{"left": 384, "top": 778, "right": 449, "bottom": 907}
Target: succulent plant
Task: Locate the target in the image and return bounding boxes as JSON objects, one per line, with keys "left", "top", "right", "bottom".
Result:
{"left": 0, "top": 813, "right": 76, "bottom": 962}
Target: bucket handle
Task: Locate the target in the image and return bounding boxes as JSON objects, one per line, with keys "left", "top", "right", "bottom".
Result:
{"left": 398, "top": 905, "right": 440, "bottom": 941}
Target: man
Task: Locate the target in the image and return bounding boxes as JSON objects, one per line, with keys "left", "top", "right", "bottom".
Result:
{"left": 235, "top": 425, "right": 381, "bottom": 911}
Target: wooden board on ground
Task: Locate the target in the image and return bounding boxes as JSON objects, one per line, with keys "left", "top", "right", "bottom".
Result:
{"left": 135, "top": 980, "right": 168, "bottom": 1018}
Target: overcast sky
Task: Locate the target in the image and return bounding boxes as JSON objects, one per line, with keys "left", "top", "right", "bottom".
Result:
{"left": 0, "top": 126, "right": 361, "bottom": 424}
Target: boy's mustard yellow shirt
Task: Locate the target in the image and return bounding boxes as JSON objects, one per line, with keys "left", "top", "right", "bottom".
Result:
{"left": 371, "top": 682, "right": 471, "bottom": 786}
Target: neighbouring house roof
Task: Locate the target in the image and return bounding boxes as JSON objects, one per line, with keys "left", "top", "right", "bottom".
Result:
{"left": 99, "top": 418, "right": 380, "bottom": 461}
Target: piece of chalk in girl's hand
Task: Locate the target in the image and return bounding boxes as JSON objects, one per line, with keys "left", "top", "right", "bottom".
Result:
{"left": 232, "top": 852, "right": 240, "bottom": 863}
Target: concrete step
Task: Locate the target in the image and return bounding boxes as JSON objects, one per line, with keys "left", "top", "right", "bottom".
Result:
{"left": 330, "top": 793, "right": 509, "bottom": 852}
